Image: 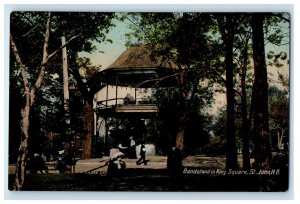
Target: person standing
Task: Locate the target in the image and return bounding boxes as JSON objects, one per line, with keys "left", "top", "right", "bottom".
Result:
{"left": 129, "top": 136, "right": 137, "bottom": 159}
{"left": 136, "top": 142, "right": 147, "bottom": 165}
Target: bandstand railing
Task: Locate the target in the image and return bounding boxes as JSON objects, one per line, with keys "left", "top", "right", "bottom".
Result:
{"left": 96, "top": 97, "right": 156, "bottom": 110}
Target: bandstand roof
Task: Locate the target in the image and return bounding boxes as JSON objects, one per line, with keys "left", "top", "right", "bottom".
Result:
{"left": 105, "top": 44, "right": 178, "bottom": 70}
{"left": 100, "top": 44, "right": 179, "bottom": 87}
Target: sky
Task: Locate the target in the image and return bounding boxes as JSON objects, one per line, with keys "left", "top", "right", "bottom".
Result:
{"left": 78, "top": 18, "right": 130, "bottom": 70}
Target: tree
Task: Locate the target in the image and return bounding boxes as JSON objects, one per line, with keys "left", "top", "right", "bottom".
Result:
{"left": 251, "top": 13, "right": 272, "bottom": 173}
{"left": 123, "top": 12, "right": 218, "bottom": 151}
{"left": 269, "top": 86, "right": 289, "bottom": 151}
{"left": 10, "top": 11, "right": 114, "bottom": 190}
{"left": 238, "top": 29, "right": 252, "bottom": 170}
{"left": 10, "top": 12, "right": 80, "bottom": 190}
{"left": 153, "top": 82, "right": 214, "bottom": 155}
{"left": 232, "top": 14, "right": 253, "bottom": 170}
{"left": 264, "top": 13, "right": 290, "bottom": 153}
{"left": 50, "top": 12, "right": 114, "bottom": 159}
{"left": 232, "top": 13, "right": 289, "bottom": 170}
{"left": 216, "top": 13, "right": 239, "bottom": 170}
{"left": 69, "top": 57, "right": 106, "bottom": 159}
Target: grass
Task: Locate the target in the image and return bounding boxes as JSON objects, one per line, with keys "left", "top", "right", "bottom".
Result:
{"left": 8, "top": 167, "right": 289, "bottom": 192}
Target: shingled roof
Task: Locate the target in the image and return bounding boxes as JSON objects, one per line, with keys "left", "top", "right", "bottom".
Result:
{"left": 104, "top": 44, "right": 178, "bottom": 70}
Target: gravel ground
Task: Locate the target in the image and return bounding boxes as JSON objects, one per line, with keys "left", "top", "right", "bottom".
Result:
{"left": 8, "top": 155, "right": 253, "bottom": 174}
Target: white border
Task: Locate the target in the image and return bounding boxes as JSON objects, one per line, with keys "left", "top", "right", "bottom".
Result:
{"left": 1, "top": 1, "right": 298, "bottom": 202}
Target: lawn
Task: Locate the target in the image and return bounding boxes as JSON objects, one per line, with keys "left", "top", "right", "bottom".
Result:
{"left": 8, "top": 167, "right": 288, "bottom": 192}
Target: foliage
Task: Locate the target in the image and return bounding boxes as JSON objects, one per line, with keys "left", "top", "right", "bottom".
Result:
{"left": 76, "top": 57, "right": 102, "bottom": 81}
{"left": 153, "top": 84, "right": 214, "bottom": 155}
{"left": 268, "top": 85, "right": 289, "bottom": 149}
{"left": 9, "top": 12, "right": 115, "bottom": 160}
{"left": 10, "top": 11, "right": 115, "bottom": 100}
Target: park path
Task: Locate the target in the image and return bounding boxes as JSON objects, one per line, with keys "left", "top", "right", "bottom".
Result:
{"left": 8, "top": 155, "right": 249, "bottom": 174}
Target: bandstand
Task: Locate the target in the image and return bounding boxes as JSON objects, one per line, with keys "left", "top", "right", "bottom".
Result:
{"left": 93, "top": 44, "right": 178, "bottom": 156}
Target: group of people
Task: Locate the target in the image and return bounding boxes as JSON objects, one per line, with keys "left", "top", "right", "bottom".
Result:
{"left": 111, "top": 137, "right": 184, "bottom": 169}
{"left": 110, "top": 136, "right": 148, "bottom": 166}
{"left": 26, "top": 153, "right": 48, "bottom": 174}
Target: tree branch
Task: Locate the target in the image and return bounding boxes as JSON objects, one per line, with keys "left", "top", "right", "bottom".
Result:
{"left": 10, "top": 33, "right": 31, "bottom": 104}
{"left": 30, "top": 12, "right": 52, "bottom": 106}
{"left": 216, "top": 15, "right": 227, "bottom": 43}
{"left": 30, "top": 13, "right": 79, "bottom": 106}
{"left": 186, "top": 70, "right": 202, "bottom": 109}
{"left": 135, "top": 71, "right": 182, "bottom": 88}
{"left": 47, "top": 35, "right": 79, "bottom": 62}
{"left": 272, "top": 13, "right": 290, "bottom": 23}
{"left": 125, "top": 15, "right": 141, "bottom": 29}
{"left": 206, "top": 69, "right": 226, "bottom": 86}
{"left": 22, "top": 24, "right": 39, "bottom": 37}
{"left": 42, "top": 12, "right": 51, "bottom": 64}
{"left": 69, "top": 67, "right": 89, "bottom": 100}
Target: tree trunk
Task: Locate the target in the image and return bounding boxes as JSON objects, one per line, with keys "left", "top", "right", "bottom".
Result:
{"left": 13, "top": 104, "right": 30, "bottom": 190}
{"left": 175, "top": 69, "right": 188, "bottom": 151}
{"left": 68, "top": 53, "right": 98, "bottom": 159}
{"left": 224, "top": 15, "right": 238, "bottom": 170}
{"left": 176, "top": 111, "right": 186, "bottom": 151}
{"left": 252, "top": 13, "right": 271, "bottom": 168}
{"left": 82, "top": 100, "right": 94, "bottom": 159}
{"left": 241, "top": 36, "right": 251, "bottom": 170}
{"left": 252, "top": 13, "right": 272, "bottom": 191}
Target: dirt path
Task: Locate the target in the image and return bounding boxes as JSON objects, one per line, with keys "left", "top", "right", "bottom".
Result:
{"left": 8, "top": 155, "right": 252, "bottom": 174}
